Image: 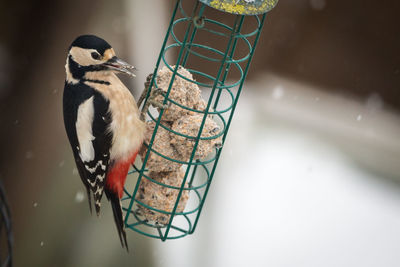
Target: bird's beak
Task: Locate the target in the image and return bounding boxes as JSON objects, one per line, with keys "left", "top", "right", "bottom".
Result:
{"left": 103, "top": 56, "right": 136, "bottom": 77}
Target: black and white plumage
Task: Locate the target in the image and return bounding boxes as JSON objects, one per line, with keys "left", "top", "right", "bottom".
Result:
{"left": 64, "top": 83, "right": 111, "bottom": 214}
{"left": 63, "top": 35, "right": 146, "bottom": 250}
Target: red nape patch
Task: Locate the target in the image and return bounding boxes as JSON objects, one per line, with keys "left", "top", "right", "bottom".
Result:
{"left": 106, "top": 151, "right": 138, "bottom": 198}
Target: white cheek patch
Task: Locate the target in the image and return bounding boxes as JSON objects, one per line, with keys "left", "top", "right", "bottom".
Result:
{"left": 76, "top": 96, "right": 96, "bottom": 162}
{"left": 65, "top": 57, "right": 79, "bottom": 84}
{"left": 70, "top": 46, "right": 104, "bottom": 66}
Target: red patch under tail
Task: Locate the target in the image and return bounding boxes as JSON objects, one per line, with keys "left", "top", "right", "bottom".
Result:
{"left": 106, "top": 151, "right": 138, "bottom": 198}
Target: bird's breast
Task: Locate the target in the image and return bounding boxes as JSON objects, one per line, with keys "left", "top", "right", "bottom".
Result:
{"left": 84, "top": 73, "right": 146, "bottom": 162}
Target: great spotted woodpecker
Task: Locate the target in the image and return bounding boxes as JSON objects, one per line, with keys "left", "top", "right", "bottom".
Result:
{"left": 63, "top": 35, "right": 146, "bottom": 250}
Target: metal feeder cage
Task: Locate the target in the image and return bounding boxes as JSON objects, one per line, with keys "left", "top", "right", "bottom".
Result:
{"left": 123, "top": 0, "right": 278, "bottom": 241}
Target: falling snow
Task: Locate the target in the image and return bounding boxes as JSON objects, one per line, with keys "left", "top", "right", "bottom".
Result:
{"left": 33, "top": 202, "right": 38, "bottom": 208}
{"left": 58, "top": 160, "right": 65, "bottom": 167}
{"left": 40, "top": 241, "right": 44, "bottom": 247}
{"left": 72, "top": 168, "right": 78, "bottom": 176}
{"left": 356, "top": 114, "right": 362, "bottom": 121}
{"left": 75, "top": 191, "right": 85, "bottom": 203}
{"left": 272, "top": 86, "right": 284, "bottom": 100}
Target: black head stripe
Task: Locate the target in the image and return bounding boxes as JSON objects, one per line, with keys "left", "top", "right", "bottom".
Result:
{"left": 68, "top": 55, "right": 84, "bottom": 79}
{"left": 70, "top": 35, "right": 112, "bottom": 55}
{"left": 68, "top": 55, "right": 109, "bottom": 80}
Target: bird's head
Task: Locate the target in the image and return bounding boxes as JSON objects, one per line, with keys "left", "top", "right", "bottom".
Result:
{"left": 65, "top": 35, "right": 135, "bottom": 84}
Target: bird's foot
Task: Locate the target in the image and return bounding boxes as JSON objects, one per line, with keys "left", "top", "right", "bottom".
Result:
{"left": 140, "top": 87, "right": 170, "bottom": 120}
{"left": 148, "top": 88, "right": 169, "bottom": 110}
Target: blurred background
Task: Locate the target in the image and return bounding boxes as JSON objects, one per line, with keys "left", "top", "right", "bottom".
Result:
{"left": 1, "top": 0, "right": 400, "bottom": 266}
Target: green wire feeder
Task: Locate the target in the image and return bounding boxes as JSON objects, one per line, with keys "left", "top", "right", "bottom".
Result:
{"left": 122, "top": 0, "right": 279, "bottom": 241}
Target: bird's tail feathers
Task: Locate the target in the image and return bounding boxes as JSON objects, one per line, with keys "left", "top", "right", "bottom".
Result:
{"left": 93, "top": 190, "right": 103, "bottom": 216}
{"left": 85, "top": 186, "right": 93, "bottom": 215}
{"left": 105, "top": 188, "right": 129, "bottom": 252}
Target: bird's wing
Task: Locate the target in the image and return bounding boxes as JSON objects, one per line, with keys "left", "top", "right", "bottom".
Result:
{"left": 63, "top": 83, "right": 112, "bottom": 215}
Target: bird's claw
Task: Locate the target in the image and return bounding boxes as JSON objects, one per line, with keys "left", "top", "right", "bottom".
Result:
{"left": 148, "top": 99, "right": 169, "bottom": 110}
{"left": 151, "top": 87, "right": 166, "bottom": 97}
{"left": 139, "top": 74, "right": 170, "bottom": 121}
{"left": 150, "top": 87, "right": 170, "bottom": 109}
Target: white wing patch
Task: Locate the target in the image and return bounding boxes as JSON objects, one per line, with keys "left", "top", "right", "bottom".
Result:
{"left": 76, "top": 96, "right": 95, "bottom": 162}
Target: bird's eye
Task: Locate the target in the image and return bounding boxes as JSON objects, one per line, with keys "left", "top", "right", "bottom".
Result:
{"left": 91, "top": 52, "right": 101, "bottom": 60}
